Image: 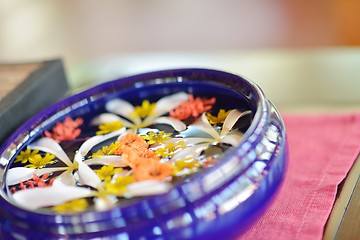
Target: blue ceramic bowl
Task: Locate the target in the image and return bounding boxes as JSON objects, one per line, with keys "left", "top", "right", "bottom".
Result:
{"left": 0, "top": 69, "right": 287, "bottom": 239}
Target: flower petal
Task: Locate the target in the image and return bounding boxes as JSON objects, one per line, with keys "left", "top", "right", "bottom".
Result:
{"left": 57, "top": 169, "right": 76, "bottom": 186}
{"left": 6, "top": 166, "right": 70, "bottom": 186}
{"left": 125, "top": 181, "right": 171, "bottom": 197}
{"left": 221, "top": 110, "right": 252, "bottom": 136}
{"left": 76, "top": 156, "right": 101, "bottom": 189}
{"left": 152, "top": 92, "right": 188, "bottom": 117}
{"left": 106, "top": 98, "right": 140, "bottom": 124}
{"left": 171, "top": 143, "right": 209, "bottom": 161}
{"left": 90, "top": 113, "right": 122, "bottom": 125}
{"left": 166, "top": 137, "right": 212, "bottom": 146}
{"left": 12, "top": 185, "right": 94, "bottom": 210}
{"left": 94, "top": 196, "right": 116, "bottom": 211}
{"left": 78, "top": 128, "right": 125, "bottom": 156}
{"left": 28, "top": 137, "right": 72, "bottom": 166}
{"left": 6, "top": 167, "right": 35, "bottom": 185}
{"left": 190, "top": 114, "right": 220, "bottom": 140}
{"left": 84, "top": 156, "right": 126, "bottom": 167}
{"left": 152, "top": 117, "right": 187, "bottom": 132}
{"left": 221, "top": 132, "right": 243, "bottom": 146}
{"left": 91, "top": 113, "right": 134, "bottom": 128}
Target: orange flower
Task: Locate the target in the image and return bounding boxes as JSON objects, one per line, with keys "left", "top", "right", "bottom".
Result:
{"left": 115, "top": 133, "right": 148, "bottom": 155}
{"left": 170, "top": 94, "right": 216, "bottom": 120}
{"left": 122, "top": 148, "right": 158, "bottom": 168}
{"left": 133, "top": 161, "right": 173, "bottom": 181}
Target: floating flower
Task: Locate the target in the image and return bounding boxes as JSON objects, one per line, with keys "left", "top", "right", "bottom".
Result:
{"left": 103, "top": 175, "right": 135, "bottom": 195}
{"left": 133, "top": 100, "right": 156, "bottom": 119}
{"left": 172, "top": 158, "right": 201, "bottom": 176}
{"left": 206, "top": 109, "right": 231, "bottom": 125}
{"left": 92, "top": 141, "right": 121, "bottom": 158}
{"left": 52, "top": 199, "right": 89, "bottom": 214}
{"left": 6, "top": 91, "right": 252, "bottom": 214}
{"left": 115, "top": 133, "right": 149, "bottom": 155}
{"left": 95, "top": 164, "right": 123, "bottom": 182}
{"left": 178, "top": 110, "right": 252, "bottom": 147}
{"left": 24, "top": 153, "right": 55, "bottom": 169}
{"left": 44, "top": 116, "right": 84, "bottom": 143}
{"left": 133, "top": 160, "right": 173, "bottom": 181}
{"left": 170, "top": 94, "right": 216, "bottom": 121}
{"left": 14, "top": 149, "right": 40, "bottom": 164}
{"left": 11, "top": 183, "right": 94, "bottom": 210}
{"left": 142, "top": 131, "right": 172, "bottom": 145}
{"left": 96, "top": 121, "right": 123, "bottom": 135}
{"left": 62, "top": 116, "right": 84, "bottom": 128}
{"left": 28, "top": 173, "right": 54, "bottom": 188}
{"left": 11, "top": 173, "right": 54, "bottom": 193}
{"left": 7, "top": 129, "right": 126, "bottom": 187}
{"left": 12, "top": 175, "right": 170, "bottom": 211}
{"left": 154, "top": 141, "right": 186, "bottom": 159}
{"left": 91, "top": 92, "right": 188, "bottom": 132}
{"left": 122, "top": 148, "right": 159, "bottom": 169}
{"left": 163, "top": 110, "right": 251, "bottom": 164}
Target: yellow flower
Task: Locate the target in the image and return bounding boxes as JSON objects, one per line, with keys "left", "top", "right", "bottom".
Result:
{"left": 52, "top": 199, "right": 88, "bottom": 214}
{"left": 96, "top": 121, "right": 123, "bottom": 135}
{"left": 103, "top": 175, "right": 135, "bottom": 195}
{"left": 155, "top": 141, "right": 185, "bottom": 158}
{"left": 133, "top": 100, "right": 156, "bottom": 119}
{"left": 15, "top": 149, "right": 39, "bottom": 164}
{"left": 142, "top": 131, "right": 172, "bottom": 145}
{"left": 24, "top": 153, "right": 56, "bottom": 169}
{"left": 206, "top": 109, "right": 231, "bottom": 125}
{"left": 95, "top": 164, "right": 123, "bottom": 182}
{"left": 172, "top": 158, "right": 200, "bottom": 176}
{"left": 92, "top": 142, "right": 121, "bottom": 158}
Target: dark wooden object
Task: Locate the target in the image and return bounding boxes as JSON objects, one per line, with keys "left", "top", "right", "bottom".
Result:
{"left": 0, "top": 59, "right": 69, "bottom": 145}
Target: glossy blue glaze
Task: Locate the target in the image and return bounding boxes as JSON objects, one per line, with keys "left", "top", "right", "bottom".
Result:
{"left": 0, "top": 69, "right": 287, "bottom": 239}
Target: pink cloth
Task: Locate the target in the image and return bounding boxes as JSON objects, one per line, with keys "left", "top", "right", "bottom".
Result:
{"left": 238, "top": 113, "right": 360, "bottom": 240}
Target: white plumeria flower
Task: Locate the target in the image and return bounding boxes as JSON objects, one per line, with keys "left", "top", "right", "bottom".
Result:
{"left": 7, "top": 128, "right": 126, "bottom": 186}
{"left": 180, "top": 110, "right": 251, "bottom": 145}
{"left": 168, "top": 110, "right": 251, "bottom": 161}
{"left": 11, "top": 177, "right": 171, "bottom": 211}
{"left": 91, "top": 92, "right": 188, "bottom": 132}
{"left": 8, "top": 128, "right": 172, "bottom": 211}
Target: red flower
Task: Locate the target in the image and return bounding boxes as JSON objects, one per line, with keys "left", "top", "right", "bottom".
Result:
{"left": 44, "top": 116, "right": 83, "bottom": 142}
{"left": 170, "top": 94, "right": 216, "bottom": 120}
{"left": 11, "top": 173, "right": 54, "bottom": 193}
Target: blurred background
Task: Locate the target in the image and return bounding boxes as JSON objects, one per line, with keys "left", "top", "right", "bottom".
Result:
{"left": 1, "top": 0, "right": 360, "bottom": 111}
